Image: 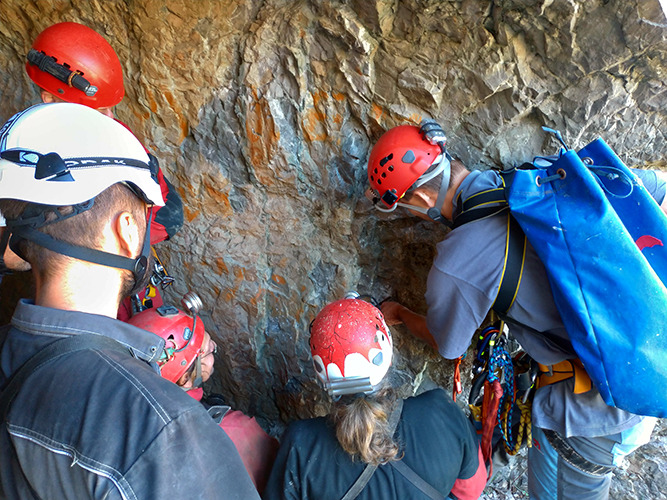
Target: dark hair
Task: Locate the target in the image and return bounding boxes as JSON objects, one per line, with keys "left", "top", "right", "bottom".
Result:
{"left": 0, "top": 183, "right": 146, "bottom": 284}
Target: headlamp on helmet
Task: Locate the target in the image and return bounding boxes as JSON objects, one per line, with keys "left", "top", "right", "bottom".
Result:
{"left": 26, "top": 22, "right": 125, "bottom": 109}
{"left": 128, "top": 292, "right": 207, "bottom": 384}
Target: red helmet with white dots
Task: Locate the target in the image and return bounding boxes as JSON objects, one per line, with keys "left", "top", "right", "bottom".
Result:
{"left": 309, "top": 296, "right": 393, "bottom": 397}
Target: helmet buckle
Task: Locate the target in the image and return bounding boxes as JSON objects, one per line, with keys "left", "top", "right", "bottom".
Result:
{"left": 381, "top": 189, "right": 399, "bottom": 207}
{"left": 35, "top": 152, "right": 74, "bottom": 182}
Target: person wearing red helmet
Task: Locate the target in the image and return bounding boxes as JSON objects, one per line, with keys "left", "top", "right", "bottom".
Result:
{"left": 26, "top": 21, "right": 125, "bottom": 117}
{"left": 263, "top": 294, "right": 487, "bottom": 500}
{"left": 4, "top": 21, "right": 184, "bottom": 316}
{"left": 366, "top": 121, "right": 666, "bottom": 500}
{"left": 26, "top": 21, "right": 183, "bottom": 245}
{"left": 0, "top": 103, "right": 259, "bottom": 499}
{"left": 128, "top": 295, "right": 279, "bottom": 495}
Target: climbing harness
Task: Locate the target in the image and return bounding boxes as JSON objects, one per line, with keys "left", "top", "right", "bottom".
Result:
{"left": 131, "top": 247, "right": 176, "bottom": 314}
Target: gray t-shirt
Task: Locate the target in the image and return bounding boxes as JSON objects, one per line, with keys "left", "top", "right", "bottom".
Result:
{"left": 426, "top": 168, "right": 665, "bottom": 438}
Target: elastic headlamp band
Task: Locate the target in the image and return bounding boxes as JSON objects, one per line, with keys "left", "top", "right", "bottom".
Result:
{"left": 0, "top": 150, "right": 160, "bottom": 204}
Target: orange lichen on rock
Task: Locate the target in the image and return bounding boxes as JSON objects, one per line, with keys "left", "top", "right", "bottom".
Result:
{"left": 271, "top": 274, "right": 287, "bottom": 285}
{"left": 214, "top": 257, "right": 228, "bottom": 276}
{"left": 163, "top": 89, "right": 189, "bottom": 142}
{"left": 245, "top": 88, "right": 280, "bottom": 175}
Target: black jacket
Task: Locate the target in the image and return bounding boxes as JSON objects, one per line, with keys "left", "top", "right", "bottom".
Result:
{"left": 263, "top": 389, "right": 481, "bottom": 500}
{"left": 0, "top": 300, "right": 259, "bottom": 500}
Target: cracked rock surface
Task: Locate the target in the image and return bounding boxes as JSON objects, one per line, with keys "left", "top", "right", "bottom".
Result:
{"left": 1, "top": 1, "right": 665, "bottom": 497}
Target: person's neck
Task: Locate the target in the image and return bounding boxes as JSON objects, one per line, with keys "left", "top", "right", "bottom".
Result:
{"left": 440, "top": 169, "right": 471, "bottom": 221}
{"left": 34, "top": 263, "right": 123, "bottom": 318}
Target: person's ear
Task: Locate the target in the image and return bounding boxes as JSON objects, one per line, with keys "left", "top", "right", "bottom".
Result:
{"left": 40, "top": 90, "right": 58, "bottom": 104}
{"left": 409, "top": 187, "right": 437, "bottom": 207}
{"left": 114, "top": 211, "right": 141, "bottom": 257}
{"left": 177, "top": 370, "right": 193, "bottom": 389}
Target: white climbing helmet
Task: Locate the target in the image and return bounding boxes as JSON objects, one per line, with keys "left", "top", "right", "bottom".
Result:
{"left": 0, "top": 102, "right": 164, "bottom": 207}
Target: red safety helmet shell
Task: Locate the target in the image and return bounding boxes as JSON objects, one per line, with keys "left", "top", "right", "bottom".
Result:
{"left": 310, "top": 298, "right": 393, "bottom": 390}
{"left": 26, "top": 22, "right": 125, "bottom": 109}
{"left": 367, "top": 125, "right": 442, "bottom": 209}
{"left": 128, "top": 305, "right": 206, "bottom": 383}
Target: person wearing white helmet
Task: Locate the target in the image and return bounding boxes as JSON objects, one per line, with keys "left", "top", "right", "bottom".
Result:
{"left": 0, "top": 102, "right": 259, "bottom": 499}
{"left": 263, "top": 294, "right": 487, "bottom": 500}
{"left": 0, "top": 22, "right": 184, "bottom": 315}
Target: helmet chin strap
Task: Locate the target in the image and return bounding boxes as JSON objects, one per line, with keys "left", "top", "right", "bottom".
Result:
{"left": 376, "top": 153, "right": 452, "bottom": 227}
{"left": 4, "top": 205, "right": 153, "bottom": 289}
{"left": 425, "top": 153, "right": 452, "bottom": 225}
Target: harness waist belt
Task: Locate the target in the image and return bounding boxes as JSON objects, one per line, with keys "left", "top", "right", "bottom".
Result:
{"left": 537, "top": 359, "right": 592, "bottom": 394}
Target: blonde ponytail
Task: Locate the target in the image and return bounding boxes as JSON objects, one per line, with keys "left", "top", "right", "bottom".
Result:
{"left": 331, "top": 387, "right": 401, "bottom": 466}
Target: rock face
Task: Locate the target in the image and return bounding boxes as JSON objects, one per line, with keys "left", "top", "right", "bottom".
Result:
{"left": 1, "top": 0, "right": 666, "bottom": 497}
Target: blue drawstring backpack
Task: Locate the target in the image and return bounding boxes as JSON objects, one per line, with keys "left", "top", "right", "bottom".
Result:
{"left": 454, "top": 128, "right": 667, "bottom": 417}
{"left": 503, "top": 131, "right": 667, "bottom": 417}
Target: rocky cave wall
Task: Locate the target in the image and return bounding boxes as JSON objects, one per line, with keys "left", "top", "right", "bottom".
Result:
{"left": 0, "top": 1, "right": 666, "bottom": 496}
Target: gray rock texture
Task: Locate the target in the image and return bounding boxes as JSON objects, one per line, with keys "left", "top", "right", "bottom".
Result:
{"left": 0, "top": 0, "right": 665, "bottom": 497}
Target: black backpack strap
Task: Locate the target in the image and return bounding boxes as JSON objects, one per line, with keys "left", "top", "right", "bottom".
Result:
{"left": 340, "top": 462, "right": 379, "bottom": 500}
{"left": 340, "top": 398, "right": 448, "bottom": 500}
{"left": 451, "top": 171, "right": 527, "bottom": 316}
{"left": 452, "top": 187, "right": 508, "bottom": 229}
{"left": 493, "top": 213, "right": 527, "bottom": 315}
{"left": 340, "top": 399, "right": 404, "bottom": 500}
{"left": 390, "top": 461, "right": 446, "bottom": 500}
{"left": 0, "top": 334, "right": 131, "bottom": 420}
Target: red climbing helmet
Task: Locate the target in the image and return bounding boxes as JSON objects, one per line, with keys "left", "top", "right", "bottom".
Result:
{"left": 309, "top": 295, "right": 393, "bottom": 397}
{"left": 367, "top": 125, "right": 443, "bottom": 210}
{"left": 128, "top": 299, "right": 206, "bottom": 383}
{"left": 26, "top": 22, "right": 125, "bottom": 109}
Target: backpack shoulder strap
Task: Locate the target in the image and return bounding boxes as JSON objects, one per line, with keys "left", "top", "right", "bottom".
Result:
{"left": 494, "top": 213, "right": 527, "bottom": 315}
{"left": 389, "top": 460, "right": 446, "bottom": 500}
{"left": 0, "top": 334, "right": 131, "bottom": 420}
{"left": 340, "top": 398, "right": 404, "bottom": 500}
{"left": 452, "top": 169, "right": 527, "bottom": 316}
